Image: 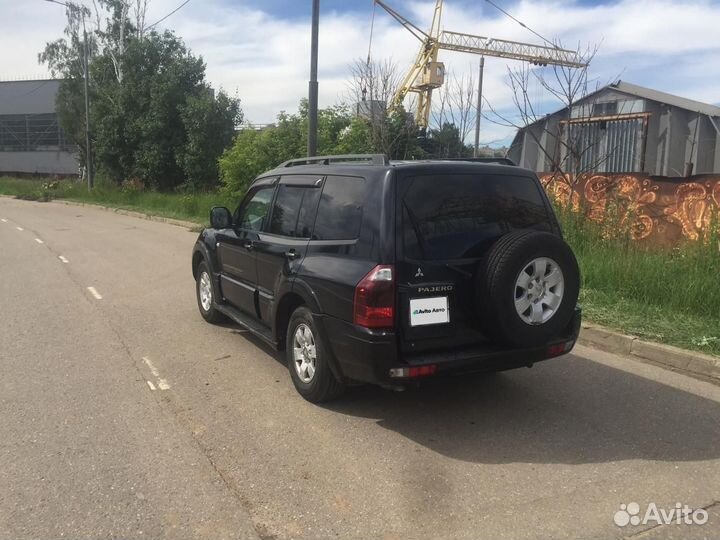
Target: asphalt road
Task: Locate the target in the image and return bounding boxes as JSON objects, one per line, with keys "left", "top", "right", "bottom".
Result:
{"left": 1, "top": 197, "right": 719, "bottom": 540}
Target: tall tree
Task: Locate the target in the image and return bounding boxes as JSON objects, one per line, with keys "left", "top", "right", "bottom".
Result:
{"left": 346, "top": 58, "right": 422, "bottom": 159}
{"left": 40, "top": 1, "right": 241, "bottom": 190}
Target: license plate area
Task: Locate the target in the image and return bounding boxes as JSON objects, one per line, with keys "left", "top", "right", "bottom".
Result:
{"left": 409, "top": 296, "right": 450, "bottom": 327}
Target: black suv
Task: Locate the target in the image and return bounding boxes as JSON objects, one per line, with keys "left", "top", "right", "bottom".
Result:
{"left": 192, "top": 154, "right": 581, "bottom": 402}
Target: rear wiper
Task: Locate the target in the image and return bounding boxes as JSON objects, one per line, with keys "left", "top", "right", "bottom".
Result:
{"left": 403, "top": 256, "right": 475, "bottom": 278}
{"left": 444, "top": 263, "right": 473, "bottom": 278}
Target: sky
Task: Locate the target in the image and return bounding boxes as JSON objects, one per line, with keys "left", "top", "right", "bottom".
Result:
{"left": 1, "top": 0, "right": 720, "bottom": 146}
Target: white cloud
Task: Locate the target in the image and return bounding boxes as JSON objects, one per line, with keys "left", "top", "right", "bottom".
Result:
{"left": 1, "top": 0, "right": 719, "bottom": 145}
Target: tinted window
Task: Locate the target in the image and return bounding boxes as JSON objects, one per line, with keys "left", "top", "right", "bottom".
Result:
{"left": 270, "top": 185, "right": 303, "bottom": 236}
{"left": 296, "top": 188, "right": 321, "bottom": 238}
{"left": 268, "top": 185, "right": 322, "bottom": 238}
{"left": 402, "top": 174, "right": 551, "bottom": 260}
{"left": 313, "top": 176, "right": 367, "bottom": 240}
{"left": 237, "top": 187, "right": 274, "bottom": 231}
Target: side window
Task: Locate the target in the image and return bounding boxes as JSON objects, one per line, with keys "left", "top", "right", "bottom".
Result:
{"left": 313, "top": 176, "right": 367, "bottom": 240}
{"left": 296, "top": 187, "right": 321, "bottom": 238}
{"left": 269, "top": 185, "right": 322, "bottom": 238}
{"left": 270, "top": 185, "right": 303, "bottom": 237}
{"left": 236, "top": 187, "right": 274, "bottom": 231}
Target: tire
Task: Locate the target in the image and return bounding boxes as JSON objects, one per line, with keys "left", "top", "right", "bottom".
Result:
{"left": 476, "top": 230, "right": 580, "bottom": 348}
{"left": 196, "top": 261, "right": 225, "bottom": 324}
{"left": 286, "top": 307, "right": 344, "bottom": 403}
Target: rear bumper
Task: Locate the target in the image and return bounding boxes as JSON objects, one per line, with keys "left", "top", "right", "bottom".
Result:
{"left": 315, "top": 307, "right": 582, "bottom": 386}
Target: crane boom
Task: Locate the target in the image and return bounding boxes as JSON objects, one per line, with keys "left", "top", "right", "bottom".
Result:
{"left": 372, "top": 0, "right": 589, "bottom": 130}
{"left": 439, "top": 31, "right": 587, "bottom": 68}
{"left": 373, "top": 0, "right": 428, "bottom": 42}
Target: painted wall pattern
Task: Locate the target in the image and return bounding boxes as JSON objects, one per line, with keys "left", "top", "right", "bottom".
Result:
{"left": 539, "top": 173, "right": 720, "bottom": 246}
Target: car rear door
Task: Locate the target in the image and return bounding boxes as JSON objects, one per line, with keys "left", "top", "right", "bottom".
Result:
{"left": 395, "top": 169, "right": 555, "bottom": 353}
{"left": 253, "top": 175, "right": 323, "bottom": 325}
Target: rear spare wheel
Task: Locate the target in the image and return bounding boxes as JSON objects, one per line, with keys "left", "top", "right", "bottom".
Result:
{"left": 476, "top": 230, "right": 580, "bottom": 347}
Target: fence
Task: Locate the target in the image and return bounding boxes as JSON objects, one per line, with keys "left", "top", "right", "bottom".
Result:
{"left": 540, "top": 173, "right": 720, "bottom": 246}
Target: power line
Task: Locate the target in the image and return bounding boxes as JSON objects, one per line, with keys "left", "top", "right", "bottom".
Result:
{"left": 366, "top": 0, "right": 377, "bottom": 65}
{"left": 483, "top": 0, "right": 558, "bottom": 49}
{"left": 146, "top": 0, "right": 191, "bottom": 30}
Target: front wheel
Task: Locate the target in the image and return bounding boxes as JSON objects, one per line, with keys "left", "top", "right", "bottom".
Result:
{"left": 286, "top": 307, "right": 344, "bottom": 403}
{"left": 196, "top": 261, "right": 225, "bottom": 324}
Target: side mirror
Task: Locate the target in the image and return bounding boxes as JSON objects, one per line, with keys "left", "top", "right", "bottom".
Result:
{"left": 210, "top": 206, "right": 232, "bottom": 229}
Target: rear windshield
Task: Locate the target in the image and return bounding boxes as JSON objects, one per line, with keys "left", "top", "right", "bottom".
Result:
{"left": 401, "top": 173, "right": 552, "bottom": 260}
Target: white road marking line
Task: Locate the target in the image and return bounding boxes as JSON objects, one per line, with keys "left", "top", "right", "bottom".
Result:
{"left": 87, "top": 286, "right": 103, "bottom": 300}
{"left": 142, "top": 356, "right": 160, "bottom": 377}
{"left": 35, "top": 238, "right": 44, "bottom": 244}
{"left": 142, "top": 357, "right": 171, "bottom": 390}
{"left": 16, "top": 226, "right": 23, "bottom": 231}
{"left": 1, "top": 218, "right": 7, "bottom": 223}
{"left": 147, "top": 380, "right": 157, "bottom": 391}
{"left": 58, "top": 255, "right": 69, "bottom": 263}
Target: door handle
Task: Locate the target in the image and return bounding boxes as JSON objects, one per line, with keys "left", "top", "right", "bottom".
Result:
{"left": 285, "top": 249, "right": 299, "bottom": 260}
{"left": 241, "top": 239, "right": 254, "bottom": 250}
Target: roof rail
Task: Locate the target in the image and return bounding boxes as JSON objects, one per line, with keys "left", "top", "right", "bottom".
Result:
{"left": 279, "top": 154, "right": 388, "bottom": 168}
{"left": 443, "top": 157, "right": 516, "bottom": 166}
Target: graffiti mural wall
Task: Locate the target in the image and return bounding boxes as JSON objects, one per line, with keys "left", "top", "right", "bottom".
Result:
{"left": 540, "top": 173, "right": 720, "bottom": 246}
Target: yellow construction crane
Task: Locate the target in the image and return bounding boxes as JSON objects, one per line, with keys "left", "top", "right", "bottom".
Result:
{"left": 374, "top": 0, "right": 588, "bottom": 130}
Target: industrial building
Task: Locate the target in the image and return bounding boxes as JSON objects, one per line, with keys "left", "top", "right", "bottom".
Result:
{"left": 0, "top": 79, "right": 78, "bottom": 175}
{"left": 507, "top": 81, "right": 720, "bottom": 176}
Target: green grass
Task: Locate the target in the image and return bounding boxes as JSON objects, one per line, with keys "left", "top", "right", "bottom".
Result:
{"left": 0, "top": 176, "right": 236, "bottom": 225}
{"left": 556, "top": 204, "right": 720, "bottom": 357}
{"left": 2, "top": 176, "right": 718, "bottom": 357}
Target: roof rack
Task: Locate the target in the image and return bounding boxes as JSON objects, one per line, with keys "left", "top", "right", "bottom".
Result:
{"left": 443, "top": 157, "right": 517, "bottom": 166}
{"left": 279, "top": 154, "right": 388, "bottom": 168}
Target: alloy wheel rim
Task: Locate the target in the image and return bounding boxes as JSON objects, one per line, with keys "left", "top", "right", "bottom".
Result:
{"left": 199, "top": 271, "right": 212, "bottom": 312}
{"left": 292, "top": 323, "right": 317, "bottom": 383}
{"left": 514, "top": 257, "right": 564, "bottom": 325}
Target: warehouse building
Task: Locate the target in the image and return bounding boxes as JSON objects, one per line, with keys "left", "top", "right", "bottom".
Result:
{"left": 507, "top": 81, "right": 720, "bottom": 176}
{"left": 0, "top": 79, "right": 78, "bottom": 175}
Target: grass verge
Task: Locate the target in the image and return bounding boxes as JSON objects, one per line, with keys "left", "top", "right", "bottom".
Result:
{"left": 2, "top": 176, "right": 718, "bottom": 357}
{"left": 557, "top": 204, "right": 720, "bottom": 357}
{"left": 0, "top": 177, "right": 236, "bottom": 225}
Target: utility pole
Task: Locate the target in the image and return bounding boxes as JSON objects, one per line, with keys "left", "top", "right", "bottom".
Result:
{"left": 307, "top": 0, "right": 320, "bottom": 157}
{"left": 45, "top": 0, "right": 93, "bottom": 189}
{"left": 82, "top": 22, "right": 93, "bottom": 189}
{"left": 473, "top": 56, "right": 484, "bottom": 157}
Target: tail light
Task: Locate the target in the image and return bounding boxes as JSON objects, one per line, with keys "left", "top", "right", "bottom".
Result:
{"left": 389, "top": 365, "right": 438, "bottom": 378}
{"left": 353, "top": 265, "right": 395, "bottom": 328}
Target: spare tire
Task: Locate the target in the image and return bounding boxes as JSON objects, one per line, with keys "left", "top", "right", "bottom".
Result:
{"left": 475, "top": 230, "right": 580, "bottom": 348}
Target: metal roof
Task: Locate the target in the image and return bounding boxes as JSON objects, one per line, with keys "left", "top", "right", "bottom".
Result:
{"left": 0, "top": 79, "right": 61, "bottom": 115}
{"left": 610, "top": 81, "right": 720, "bottom": 117}
{"left": 511, "top": 80, "right": 720, "bottom": 139}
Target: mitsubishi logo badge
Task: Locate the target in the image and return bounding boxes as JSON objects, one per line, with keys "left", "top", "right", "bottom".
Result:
{"left": 415, "top": 267, "right": 424, "bottom": 278}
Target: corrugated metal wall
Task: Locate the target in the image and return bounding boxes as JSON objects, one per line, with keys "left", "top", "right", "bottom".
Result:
{"left": 565, "top": 117, "right": 645, "bottom": 173}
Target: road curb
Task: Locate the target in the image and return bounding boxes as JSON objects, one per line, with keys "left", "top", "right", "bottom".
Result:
{"left": 579, "top": 324, "right": 720, "bottom": 381}
{"left": 51, "top": 199, "right": 202, "bottom": 230}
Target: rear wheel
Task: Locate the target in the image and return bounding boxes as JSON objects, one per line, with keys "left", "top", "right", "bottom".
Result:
{"left": 286, "top": 307, "right": 344, "bottom": 403}
{"left": 476, "top": 231, "right": 580, "bottom": 347}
